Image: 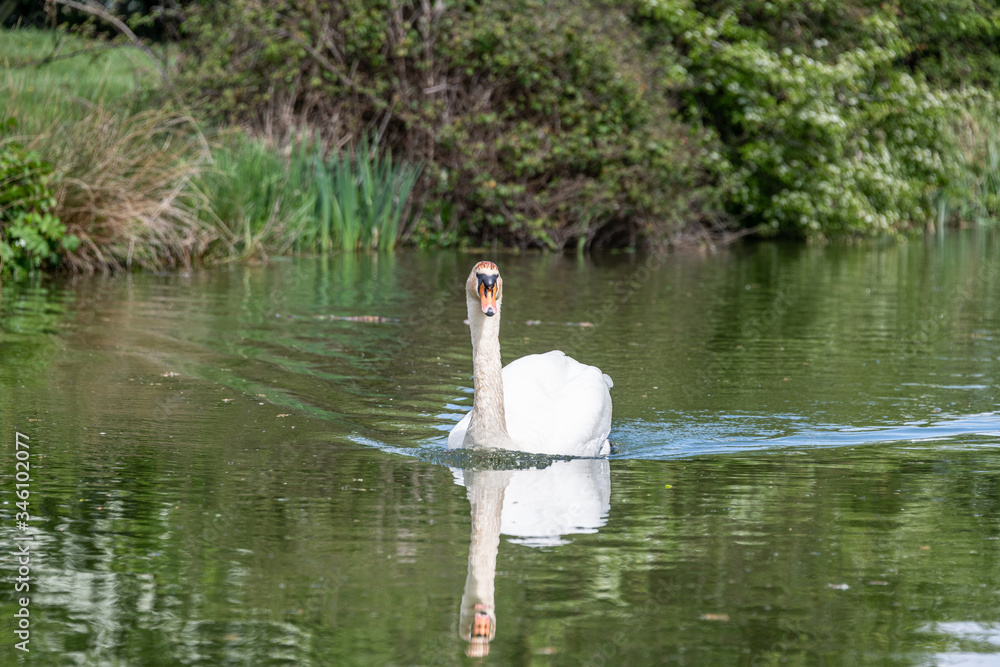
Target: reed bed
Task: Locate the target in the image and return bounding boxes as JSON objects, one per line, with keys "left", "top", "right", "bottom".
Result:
{"left": 305, "top": 135, "right": 422, "bottom": 252}
{"left": 200, "top": 133, "right": 422, "bottom": 256}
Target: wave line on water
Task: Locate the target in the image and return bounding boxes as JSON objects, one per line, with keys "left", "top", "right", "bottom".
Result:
{"left": 610, "top": 410, "right": 1000, "bottom": 459}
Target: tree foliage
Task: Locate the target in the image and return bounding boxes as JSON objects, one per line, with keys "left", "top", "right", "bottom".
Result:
{"left": 633, "top": 0, "right": 995, "bottom": 237}
{"left": 173, "top": 0, "right": 1000, "bottom": 244}
{"left": 33, "top": 0, "right": 998, "bottom": 248}
{"left": 175, "top": 0, "right": 713, "bottom": 249}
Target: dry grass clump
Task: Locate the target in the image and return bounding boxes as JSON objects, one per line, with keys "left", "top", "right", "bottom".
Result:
{"left": 23, "top": 100, "right": 215, "bottom": 273}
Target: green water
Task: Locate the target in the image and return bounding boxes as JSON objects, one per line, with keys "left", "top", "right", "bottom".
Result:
{"left": 1, "top": 234, "right": 999, "bottom": 665}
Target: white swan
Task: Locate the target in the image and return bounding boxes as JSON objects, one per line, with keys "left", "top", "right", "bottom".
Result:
{"left": 447, "top": 261, "right": 613, "bottom": 457}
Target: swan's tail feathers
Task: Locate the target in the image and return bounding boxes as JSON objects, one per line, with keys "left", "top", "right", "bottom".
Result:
{"left": 603, "top": 373, "right": 614, "bottom": 390}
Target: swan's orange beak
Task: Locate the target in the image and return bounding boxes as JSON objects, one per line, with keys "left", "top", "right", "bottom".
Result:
{"left": 478, "top": 276, "right": 500, "bottom": 316}
{"left": 471, "top": 607, "right": 493, "bottom": 638}
{"left": 466, "top": 603, "right": 496, "bottom": 657}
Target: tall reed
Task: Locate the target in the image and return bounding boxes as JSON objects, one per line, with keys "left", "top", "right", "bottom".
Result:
{"left": 206, "top": 132, "right": 422, "bottom": 254}
{"left": 299, "top": 135, "right": 422, "bottom": 252}
{"left": 943, "top": 108, "right": 1000, "bottom": 226}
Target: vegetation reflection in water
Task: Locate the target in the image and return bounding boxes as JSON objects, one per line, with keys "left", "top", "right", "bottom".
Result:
{"left": 0, "top": 234, "right": 998, "bottom": 664}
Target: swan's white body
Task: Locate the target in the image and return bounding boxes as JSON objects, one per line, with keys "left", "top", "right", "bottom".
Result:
{"left": 447, "top": 261, "right": 613, "bottom": 457}
{"left": 448, "top": 350, "right": 613, "bottom": 456}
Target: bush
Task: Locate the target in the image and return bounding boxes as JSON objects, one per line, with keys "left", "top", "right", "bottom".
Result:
{"left": 33, "top": 102, "right": 211, "bottom": 272}
{"left": 0, "top": 120, "right": 79, "bottom": 277}
{"left": 176, "top": 0, "right": 1000, "bottom": 243}
{"left": 2, "top": 28, "right": 212, "bottom": 273}
{"left": 634, "top": 0, "right": 977, "bottom": 238}
{"left": 892, "top": 0, "right": 1000, "bottom": 90}
{"left": 174, "top": 0, "right": 713, "bottom": 249}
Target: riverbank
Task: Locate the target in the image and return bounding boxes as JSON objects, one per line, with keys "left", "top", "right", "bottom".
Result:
{"left": 2, "top": 7, "right": 1000, "bottom": 276}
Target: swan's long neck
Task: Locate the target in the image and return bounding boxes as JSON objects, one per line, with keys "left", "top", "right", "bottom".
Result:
{"left": 466, "top": 298, "right": 510, "bottom": 445}
{"left": 459, "top": 469, "right": 511, "bottom": 651}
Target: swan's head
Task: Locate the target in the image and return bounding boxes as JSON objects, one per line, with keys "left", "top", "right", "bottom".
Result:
{"left": 463, "top": 602, "right": 496, "bottom": 657}
{"left": 467, "top": 261, "right": 502, "bottom": 317}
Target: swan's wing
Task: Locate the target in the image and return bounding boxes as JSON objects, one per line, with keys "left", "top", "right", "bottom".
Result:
{"left": 502, "top": 350, "right": 613, "bottom": 456}
{"left": 448, "top": 411, "right": 471, "bottom": 449}
{"left": 500, "top": 458, "right": 611, "bottom": 546}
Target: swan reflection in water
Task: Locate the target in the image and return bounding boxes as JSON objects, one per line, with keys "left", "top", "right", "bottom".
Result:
{"left": 453, "top": 457, "right": 611, "bottom": 657}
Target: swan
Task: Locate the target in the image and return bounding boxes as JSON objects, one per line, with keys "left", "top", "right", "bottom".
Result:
{"left": 447, "top": 261, "right": 613, "bottom": 456}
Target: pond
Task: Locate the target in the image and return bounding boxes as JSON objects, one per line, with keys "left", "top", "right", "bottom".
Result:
{"left": 1, "top": 233, "right": 999, "bottom": 665}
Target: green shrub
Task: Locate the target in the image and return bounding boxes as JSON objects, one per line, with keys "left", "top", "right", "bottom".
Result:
{"left": 176, "top": 0, "right": 1000, "bottom": 243}
{"left": 634, "top": 0, "right": 976, "bottom": 238}
{"left": 891, "top": 0, "right": 1000, "bottom": 90}
{"left": 174, "top": 0, "right": 712, "bottom": 249}
{"left": 0, "top": 121, "right": 79, "bottom": 277}
{"left": 11, "top": 1, "right": 1000, "bottom": 254}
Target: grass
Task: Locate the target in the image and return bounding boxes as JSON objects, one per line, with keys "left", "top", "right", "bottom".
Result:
{"left": 35, "top": 102, "right": 212, "bottom": 272}
{"left": 2, "top": 28, "right": 209, "bottom": 273}
{"left": 198, "top": 133, "right": 314, "bottom": 259}
{"left": 306, "top": 135, "right": 422, "bottom": 252}
{"left": 0, "top": 28, "right": 160, "bottom": 126}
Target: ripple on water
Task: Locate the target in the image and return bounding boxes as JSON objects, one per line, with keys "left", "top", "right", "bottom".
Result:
{"left": 611, "top": 410, "right": 1000, "bottom": 459}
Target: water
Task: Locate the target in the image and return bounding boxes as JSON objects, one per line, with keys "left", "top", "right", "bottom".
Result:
{"left": 1, "top": 234, "right": 999, "bottom": 665}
